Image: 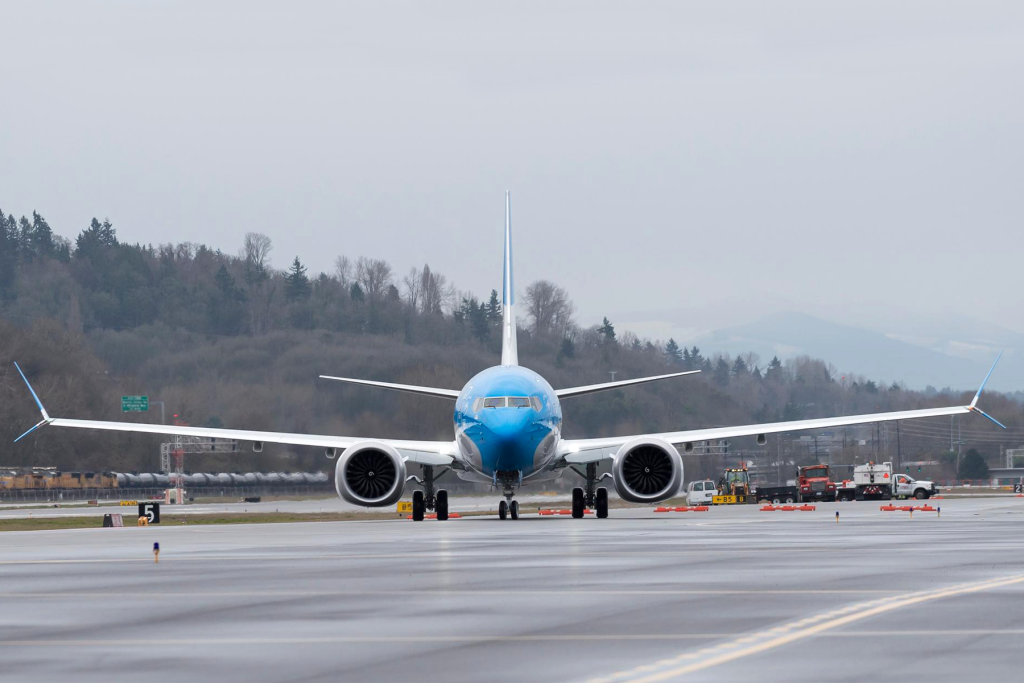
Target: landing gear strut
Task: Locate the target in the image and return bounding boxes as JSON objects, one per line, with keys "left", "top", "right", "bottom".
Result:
{"left": 409, "top": 465, "right": 450, "bottom": 522}
{"left": 570, "top": 462, "right": 610, "bottom": 519}
{"left": 496, "top": 471, "right": 520, "bottom": 520}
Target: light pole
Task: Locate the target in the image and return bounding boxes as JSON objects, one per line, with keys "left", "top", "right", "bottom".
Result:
{"left": 150, "top": 400, "right": 166, "bottom": 425}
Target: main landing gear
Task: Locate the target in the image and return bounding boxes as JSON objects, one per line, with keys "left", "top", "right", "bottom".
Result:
{"left": 570, "top": 462, "right": 610, "bottom": 519}
{"left": 409, "top": 465, "right": 450, "bottom": 521}
{"left": 496, "top": 471, "right": 520, "bottom": 520}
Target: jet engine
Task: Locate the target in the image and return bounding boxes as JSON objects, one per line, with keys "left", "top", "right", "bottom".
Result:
{"left": 334, "top": 441, "right": 406, "bottom": 506}
{"left": 611, "top": 437, "right": 683, "bottom": 503}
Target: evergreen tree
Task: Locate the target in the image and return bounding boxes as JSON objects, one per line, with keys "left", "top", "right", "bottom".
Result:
{"left": 30, "top": 211, "right": 55, "bottom": 258}
{"left": 598, "top": 317, "right": 616, "bottom": 345}
{"left": 682, "top": 347, "right": 692, "bottom": 370}
{"left": 751, "top": 365, "right": 762, "bottom": 380}
{"left": 665, "top": 338, "right": 682, "bottom": 365}
{"left": 713, "top": 357, "right": 730, "bottom": 387}
{"left": 732, "top": 356, "right": 748, "bottom": 376}
{"left": 765, "top": 356, "right": 784, "bottom": 382}
{"left": 350, "top": 282, "right": 365, "bottom": 302}
{"left": 18, "top": 216, "right": 33, "bottom": 260}
{"left": 0, "top": 211, "right": 17, "bottom": 292}
{"left": 215, "top": 264, "right": 241, "bottom": 299}
{"left": 689, "top": 346, "right": 703, "bottom": 369}
{"left": 285, "top": 256, "right": 311, "bottom": 300}
{"left": 958, "top": 449, "right": 990, "bottom": 480}
{"left": 486, "top": 289, "right": 501, "bottom": 325}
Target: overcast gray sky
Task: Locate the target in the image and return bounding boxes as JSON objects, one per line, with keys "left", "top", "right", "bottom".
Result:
{"left": 2, "top": 1, "right": 1022, "bottom": 346}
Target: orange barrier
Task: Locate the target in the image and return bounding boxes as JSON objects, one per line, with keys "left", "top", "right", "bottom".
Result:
{"left": 655, "top": 506, "right": 709, "bottom": 512}
{"left": 538, "top": 509, "right": 593, "bottom": 515}
{"left": 880, "top": 505, "right": 936, "bottom": 513}
{"left": 760, "top": 504, "right": 816, "bottom": 512}
{"left": 406, "top": 513, "right": 462, "bottom": 520}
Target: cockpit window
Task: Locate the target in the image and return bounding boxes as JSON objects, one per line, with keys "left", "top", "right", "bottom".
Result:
{"left": 483, "top": 397, "right": 506, "bottom": 408}
{"left": 508, "top": 397, "right": 532, "bottom": 408}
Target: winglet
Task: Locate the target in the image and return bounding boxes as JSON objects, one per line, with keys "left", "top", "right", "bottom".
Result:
{"left": 970, "top": 350, "right": 1002, "bottom": 409}
{"left": 14, "top": 362, "right": 50, "bottom": 421}
{"left": 13, "top": 362, "right": 52, "bottom": 443}
{"left": 967, "top": 350, "right": 1006, "bottom": 429}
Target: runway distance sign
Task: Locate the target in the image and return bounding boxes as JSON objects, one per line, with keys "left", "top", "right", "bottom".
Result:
{"left": 396, "top": 501, "right": 413, "bottom": 513}
{"left": 139, "top": 502, "right": 160, "bottom": 524}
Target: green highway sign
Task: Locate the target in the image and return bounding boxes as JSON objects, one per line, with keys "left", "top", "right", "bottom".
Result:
{"left": 121, "top": 395, "right": 149, "bottom": 412}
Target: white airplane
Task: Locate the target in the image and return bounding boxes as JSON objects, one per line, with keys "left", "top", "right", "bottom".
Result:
{"left": 14, "top": 193, "right": 1006, "bottom": 521}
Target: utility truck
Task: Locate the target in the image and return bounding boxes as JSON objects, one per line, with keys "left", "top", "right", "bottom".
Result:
{"left": 851, "top": 461, "right": 939, "bottom": 500}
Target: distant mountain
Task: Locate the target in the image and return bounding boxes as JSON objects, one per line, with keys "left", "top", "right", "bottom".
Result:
{"left": 694, "top": 311, "right": 1022, "bottom": 392}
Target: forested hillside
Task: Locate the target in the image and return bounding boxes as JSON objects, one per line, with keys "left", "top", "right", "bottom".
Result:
{"left": 1, "top": 207, "right": 1021, "bottom": 477}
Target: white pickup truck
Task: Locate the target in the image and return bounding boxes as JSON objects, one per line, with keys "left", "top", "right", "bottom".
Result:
{"left": 892, "top": 473, "right": 939, "bottom": 500}
{"left": 852, "top": 462, "right": 939, "bottom": 500}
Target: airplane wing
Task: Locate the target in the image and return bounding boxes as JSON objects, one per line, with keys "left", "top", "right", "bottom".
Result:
{"left": 555, "top": 370, "right": 700, "bottom": 398}
{"left": 318, "top": 375, "right": 460, "bottom": 399}
{"left": 561, "top": 352, "right": 1006, "bottom": 463}
{"left": 13, "top": 364, "right": 457, "bottom": 467}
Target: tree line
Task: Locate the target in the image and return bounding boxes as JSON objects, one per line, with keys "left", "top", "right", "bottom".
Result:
{"left": 1, "top": 206, "right": 1020, "bottom": 476}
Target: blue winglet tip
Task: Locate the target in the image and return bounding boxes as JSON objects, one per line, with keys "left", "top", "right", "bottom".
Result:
{"left": 13, "top": 361, "right": 50, "bottom": 420}
{"left": 14, "top": 421, "right": 43, "bottom": 443}
{"left": 973, "top": 407, "right": 1007, "bottom": 430}
{"left": 971, "top": 349, "right": 1003, "bottom": 408}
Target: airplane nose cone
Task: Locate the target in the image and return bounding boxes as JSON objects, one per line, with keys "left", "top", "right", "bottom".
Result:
{"left": 482, "top": 410, "right": 531, "bottom": 441}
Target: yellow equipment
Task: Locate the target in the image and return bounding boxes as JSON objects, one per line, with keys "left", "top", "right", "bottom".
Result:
{"left": 713, "top": 467, "right": 757, "bottom": 504}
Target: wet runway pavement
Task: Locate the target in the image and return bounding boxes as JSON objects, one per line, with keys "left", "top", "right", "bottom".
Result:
{"left": 2, "top": 496, "right": 1024, "bottom": 682}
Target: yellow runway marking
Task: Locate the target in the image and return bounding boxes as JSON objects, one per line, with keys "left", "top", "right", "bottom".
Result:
{"left": 593, "top": 573, "right": 1024, "bottom": 683}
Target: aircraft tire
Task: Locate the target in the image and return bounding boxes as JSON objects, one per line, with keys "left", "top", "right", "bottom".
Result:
{"left": 595, "top": 487, "right": 608, "bottom": 518}
{"left": 498, "top": 499, "right": 508, "bottom": 520}
{"left": 571, "top": 488, "right": 585, "bottom": 519}
{"left": 412, "top": 490, "right": 425, "bottom": 521}
{"left": 510, "top": 500, "right": 519, "bottom": 520}
{"left": 436, "top": 489, "right": 449, "bottom": 520}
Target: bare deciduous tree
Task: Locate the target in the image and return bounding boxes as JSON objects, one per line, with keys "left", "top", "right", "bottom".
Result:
{"left": 241, "top": 232, "right": 273, "bottom": 285}
{"left": 523, "top": 280, "right": 575, "bottom": 336}
{"left": 402, "top": 266, "right": 422, "bottom": 311}
{"left": 334, "top": 256, "right": 353, "bottom": 287}
{"left": 355, "top": 257, "right": 393, "bottom": 302}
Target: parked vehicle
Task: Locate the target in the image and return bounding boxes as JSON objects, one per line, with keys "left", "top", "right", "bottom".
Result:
{"left": 685, "top": 480, "right": 718, "bottom": 506}
{"left": 713, "top": 468, "right": 758, "bottom": 504}
{"left": 854, "top": 462, "right": 894, "bottom": 500}
{"left": 757, "top": 485, "right": 798, "bottom": 504}
{"left": 893, "top": 473, "right": 939, "bottom": 499}
{"left": 797, "top": 465, "right": 837, "bottom": 502}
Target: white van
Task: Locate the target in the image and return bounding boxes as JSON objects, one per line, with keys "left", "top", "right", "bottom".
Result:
{"left": 685, "top": 480, "right": 718, "bottom": 506}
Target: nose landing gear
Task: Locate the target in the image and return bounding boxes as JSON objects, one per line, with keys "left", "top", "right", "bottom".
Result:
{"left": 496, "top": 471, "right": 521, "bottom": 520}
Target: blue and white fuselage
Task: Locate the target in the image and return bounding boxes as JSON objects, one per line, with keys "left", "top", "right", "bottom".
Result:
{"left": 454, "top": 366, "right": 562, "bottom": 481}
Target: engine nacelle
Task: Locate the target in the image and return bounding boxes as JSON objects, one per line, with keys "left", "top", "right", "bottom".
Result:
{"left": 335, "top": 441, "right": 406, "bottom": 507}
{"left": 611, "top": 437, "right": 683, "bottom": 504}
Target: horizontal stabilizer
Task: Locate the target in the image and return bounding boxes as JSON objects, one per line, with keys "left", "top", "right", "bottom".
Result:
{"left": 319, "top": 375, "right": 460, "bottom": 399}
{"left": 555, "top": 370, "right": 700, "bottom": 398}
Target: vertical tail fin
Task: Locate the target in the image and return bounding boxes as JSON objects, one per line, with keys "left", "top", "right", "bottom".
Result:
{"left": 501, "top": 191, "right": 518, "bottom": 366}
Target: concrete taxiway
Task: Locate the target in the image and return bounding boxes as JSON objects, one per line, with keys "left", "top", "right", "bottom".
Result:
{"left": 2, "top": 497, "right": 1024, "bottom": 682}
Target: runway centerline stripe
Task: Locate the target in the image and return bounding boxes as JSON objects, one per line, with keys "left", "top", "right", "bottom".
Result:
{"left": 591, "top": 573, "right": 1024, "bottom": 683}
